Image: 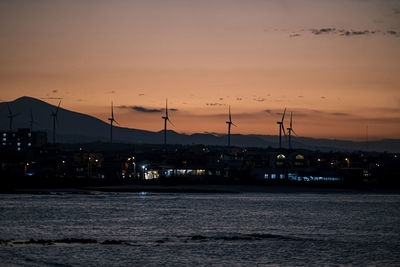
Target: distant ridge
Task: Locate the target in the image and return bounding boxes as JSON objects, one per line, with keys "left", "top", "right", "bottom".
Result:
{"left": 0, "top": 96, "right": 399, "bottom": 152}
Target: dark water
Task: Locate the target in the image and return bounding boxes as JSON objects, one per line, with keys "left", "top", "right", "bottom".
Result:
{"left": 1, "top": 192, "right": 400, "bottom": 266}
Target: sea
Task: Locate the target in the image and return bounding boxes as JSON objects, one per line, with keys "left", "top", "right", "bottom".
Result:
{"left": 1, "top": 192, "right": 400, "bottom": 266}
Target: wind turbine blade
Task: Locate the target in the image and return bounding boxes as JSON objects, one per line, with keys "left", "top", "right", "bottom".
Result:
{"left": 290, "top": 112, "right": 292, "bottom": 128}
{"left": 114, "top": 120, "right": 120, "bottom": 126}
{"left": 282, "top": 124, "right": 286, "bottom": 136}
{"left": 281, "top": 107, "right": 286, "bottom": 122}
{"left": 229, "top": 106, "right": 231, "bottom": 121}
{"left": 111, "top": 101, "right": 114, "bottom": 119}
{"left": 55, "top": 100, "right": 61, "bottom": 116}
{"left": 292, "top": 129, "right": 297, "bottom": 136}
{"left": 232, "top": 122, "right": 238, "bottom": 127}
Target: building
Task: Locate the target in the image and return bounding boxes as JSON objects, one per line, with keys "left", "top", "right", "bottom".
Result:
{"left": 1, "top": 128, "right": 47, "bottom": 152}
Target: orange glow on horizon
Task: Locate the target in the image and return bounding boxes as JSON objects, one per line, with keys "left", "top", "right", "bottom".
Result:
{"left": 0, "top": 0, "right": 399, "bottom": 140}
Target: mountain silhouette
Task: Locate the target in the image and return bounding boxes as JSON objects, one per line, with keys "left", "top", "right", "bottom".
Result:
{"left": 1, "top": 96, "right": 399, "bottom": 152}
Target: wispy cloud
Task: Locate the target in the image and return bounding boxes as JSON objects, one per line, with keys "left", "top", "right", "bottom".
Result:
{"left": 289, "top": 33, "right": 301, "bottom": 38}
{"left": 253, "top": 97, "right": 265, "bottom": 102}
{"left": 206, "top": 103, "right": 225, "bottom": 106}
{"left": 41, "top": 97, "right": 62, "bottom": 100}
{"left": 289, "top": 28, "right": 399, "bottom": 37}
{"left": 118, "top": 105, "right": 178, "bottom": 113}
{"left": 311, "top": 28, "right": 336, "bottom": 35}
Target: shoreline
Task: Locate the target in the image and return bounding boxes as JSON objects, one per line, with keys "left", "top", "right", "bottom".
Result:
{"left": 3, "top": 184, "right": 400, "bottom": 195}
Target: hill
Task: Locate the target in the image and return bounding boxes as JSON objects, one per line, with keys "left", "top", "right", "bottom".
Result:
{"left": 0, "top": 96, "right": 399, "bottom": 152}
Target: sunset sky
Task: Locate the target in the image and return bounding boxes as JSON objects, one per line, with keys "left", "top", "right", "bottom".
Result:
{"left": 1, "top": 0, "right": 399, "bottom": 140}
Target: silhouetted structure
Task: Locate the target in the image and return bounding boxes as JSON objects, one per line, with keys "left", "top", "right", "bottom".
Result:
{"left": 225, "top": 105, "right": 237, "bottom": 147}
{"left": 50, "top": 100, "right": 61, "bottom": 144}
{"left": 162, "top": 99, "right": 174, "bottom": 153}
{"left": 108, "top": 102, "right": 119, "bottom": 143}
{"left": 287, "top": 112, "right": 296, "bottom": 150}
{"left": 29, "top": 109, "right": 35, "bottom": 131}
{"left": 7, "top": 103, "right": 17, "bottom": 131}
{"left": 276, "top": 107, "right": 286, "bottom": 149}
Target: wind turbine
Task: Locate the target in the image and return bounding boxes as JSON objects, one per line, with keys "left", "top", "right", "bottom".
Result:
{"left": 51, "top": 100, "right": 61, "bottom": 144}
{"left": 7, "top": 103, "right": 17, "bottom": 131}
{"left": 226, "top": 105, "right": 237, "bottom": 147}
{"left": 29, "top": 109, "right": 36, "bottom": 131}
{"left": 108, "top": 101, "right": 119, "bottom": 143}
{"left": 162, "top": 99, "right": 174, "bottom": 152}
{"left": 286, "top": 112, "right": 297, "bottom": 150}
{"left": 276, "top": 107, "right": 286, "bottom": 149}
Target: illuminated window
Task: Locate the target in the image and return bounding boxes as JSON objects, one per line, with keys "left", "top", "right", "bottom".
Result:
{"left": 2, "top": 133, "right": 6, "bottom": 137}
{"left": 277, "top": 154, "right": 286, "bottom": 159}
{"left": 2, "top": 138, "right": 6, "bottom": 141}
{"left": 295, "top": 154, "right": 304, "bottom": 160}
{"left": 28, "top": 143, "right": 31, "bottom": 146}
{"left": 28, "top": 133, "right": 32, "bottom": 137}
{"left": 17, "top": 147, "right": 21, "bottom": 151}
{"left": 17, "top": 142, "right": 21, "bottom": 146}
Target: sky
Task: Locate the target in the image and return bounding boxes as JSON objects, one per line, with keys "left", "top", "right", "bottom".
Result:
{"left": 1, "top": 0, "right": 399, "bottom": 140}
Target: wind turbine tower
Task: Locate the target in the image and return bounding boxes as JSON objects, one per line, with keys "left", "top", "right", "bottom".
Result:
{"left": 7, "top": 103, "right": 17, "bottom": 131}
{"left": 226, "top": 105, "right": 237, "bottom": 147}
{"left": 51, "top": 100, "right": 61, "bottom": 144}
{"left": 108, "top": 101, "right": 119, "bottom": 143}
{"left": 29, "top": 109, "right": 34, "bottom": 131}
{"left": 286, "top": 112, "right": 297, "bottom": 150}
{"left": 276, "top": 107, "right": 286, "bottom": 149}
{"left": 162, "top": 99, "right": 174, "bottom": 153}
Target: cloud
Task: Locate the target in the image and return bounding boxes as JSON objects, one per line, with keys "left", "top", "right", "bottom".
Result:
{"left": 321, "top": 96, "right": 326, "bottom": 99}
{"left": 329, "top": 112, "right": 350, "bottom": 117}
{"left": 236, "top": 97, "right": 242, "bottom": 101}
{"left": 297, "top": 95, "right": 303, "bottom": 98}
{"left": 139, "top": 93, "right": 144, "bottom": 96}
{"left": 264, "top": 109, "right": 281, "bottom": 116}
{"left": 311, "top": 28, "right": 336, "bottom": 35}
{"left": 118, "top": 105, "right": 178, "bottom": 113}
{"left": 206, "top": 103, "right": 225, "bottom": 106}
{"left": 311, "top": 28, "right": 374, "bottom": 36}
{"left": 41, "top": 97, "right": 62, "bottom": 100}
{"left": 52, "top": 89, "right": 57, "bottom": 93}
{"left": 130, "top": 107, "right": 162, "bottom": 113}
{"left": 253, "top": 97, "right": 265, "bottom": 102}
{"left": 287, "top": 28, "right": 400, "bottom": 38}
{"left": 219, "top": 98, "right": 224, "bottom": 101}
{"left": 339, "top": 30, "right": 373, "bottom": 36}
